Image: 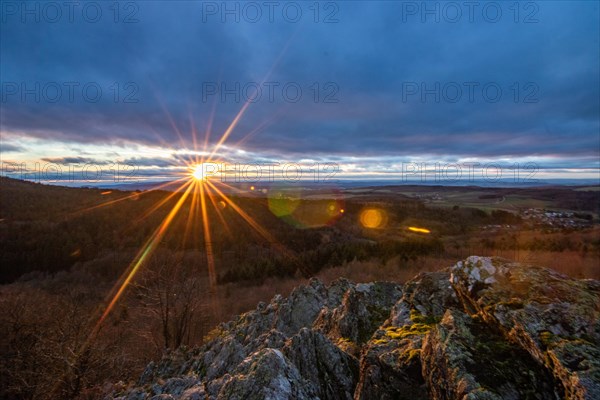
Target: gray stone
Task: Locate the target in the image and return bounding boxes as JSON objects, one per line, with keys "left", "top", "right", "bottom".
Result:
{"left": 109, "top": 257, "right": 600, "bottom": 400}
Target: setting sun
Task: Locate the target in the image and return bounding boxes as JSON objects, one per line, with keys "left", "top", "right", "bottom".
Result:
{"left": 192, "top": 165, "right": 206, "bottom": 181}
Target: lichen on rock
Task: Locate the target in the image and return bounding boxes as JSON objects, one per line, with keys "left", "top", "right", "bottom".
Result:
{"left": 110, "top": 257, "right": 600, "bottom": 400}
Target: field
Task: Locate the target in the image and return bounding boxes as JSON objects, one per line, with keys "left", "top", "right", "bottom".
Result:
{"left": 0, "top": 177, "right": 599, "bottom": 398}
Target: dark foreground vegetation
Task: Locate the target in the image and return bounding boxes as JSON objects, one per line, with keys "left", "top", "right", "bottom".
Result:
{"left": 1, "top": 177, "right": 599, "bottom": 399}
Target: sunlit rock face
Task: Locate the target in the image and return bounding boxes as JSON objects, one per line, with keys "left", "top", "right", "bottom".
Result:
{"left": 111, "top": 257, "right": 600, "bottom": 400}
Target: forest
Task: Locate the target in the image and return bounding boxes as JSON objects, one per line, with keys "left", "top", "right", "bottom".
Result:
{"left": 1, "top": 177, "right": 599, "bottom": 399}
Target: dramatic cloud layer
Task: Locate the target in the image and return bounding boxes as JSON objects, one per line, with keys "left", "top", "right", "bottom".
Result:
{"left": 1, "top": 1, "right": 599, "bottom": 180}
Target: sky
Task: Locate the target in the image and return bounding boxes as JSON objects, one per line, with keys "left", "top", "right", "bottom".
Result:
{"left": 1, "top": 1, "right": 599, "bottom": 186}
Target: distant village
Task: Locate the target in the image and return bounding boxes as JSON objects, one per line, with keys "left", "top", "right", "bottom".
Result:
{"left": 480, "top": 208, "right": 593, "bottom": 232}
{"left": 520, "top": 208, "right": 593, "bottom": 229}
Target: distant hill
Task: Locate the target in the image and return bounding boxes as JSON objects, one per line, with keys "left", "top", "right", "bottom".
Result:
{"left": 0, "top": 177, "right": 186, "bottom": 282}
{"left": 2, "top": 176, "right": 599, "bottom": 285}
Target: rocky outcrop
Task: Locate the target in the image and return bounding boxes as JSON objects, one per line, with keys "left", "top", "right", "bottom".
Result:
{"left": 110, "top": 257, "right": 600, "bottom": 400}
{"left": 450, "top": 257, "right": 600, "bottom": 399}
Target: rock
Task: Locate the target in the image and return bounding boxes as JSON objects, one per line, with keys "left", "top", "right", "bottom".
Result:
{"left": 179, "top": 384, "right": 207, "bottom": 400}
{"left": 314, "top": 281, "right": 402, "bottom": 354}
{"left": 283, "top": 328, "right": 358, "bottom": 400}
{"left": 355, "top": 271, "right": 455, "bottom": 400}
{"left": 422, "top": 309, "right": 558, "bottom": 399}
{"left": 451, "top": 256, "right": 600, "bottom": 399}
{"left": 216, "top": 349, "right": 314, "bottom": 400}
{"left": 109, "top": 257, "right": 600, "bottom": 400}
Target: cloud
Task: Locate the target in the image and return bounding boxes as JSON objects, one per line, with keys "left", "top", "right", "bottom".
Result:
{"left": 40, "top": 156, "right": 107, "bottom": 164}
{"left": 1, "top": 143, "right": 23, "bottom": 153}
{"left": 0, "top": 2, "right": 598, "bottom": 172}
{"left": 121, "top": 156, "right": 179, "bottom": 168}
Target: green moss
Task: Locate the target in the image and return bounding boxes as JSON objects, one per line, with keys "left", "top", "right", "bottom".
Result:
{"left": 539, "top": 331, "right": 556, "bottom": 347}
{"left": 500, "top": 298, "right": 524, "bottom": 309}
{"left": 203, "top": 327, "right": 224, "bottom": 343}
{"left": 371, "top": 309, "right": 440, "bottom": 345}
{"left": 410, "top": 309, "right": 440, "bottom": 325}
{"left": 385, "top": 323, "right": 433, "bottom": 340}
{"left": 372, "top": 337, "right": 389, "bottom": 345}
{"left": 399, "top": 348, "right": 422, "bottom": 363}
{"left": 371, "top": 310, "right": 441, "bottom": 344}
{"left": 337, "top": 337, "right": 353, "bottom": 345}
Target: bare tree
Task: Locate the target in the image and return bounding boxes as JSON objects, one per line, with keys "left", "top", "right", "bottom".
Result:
{"left": 133, "top": 255, "right": 211, "bottom": 350}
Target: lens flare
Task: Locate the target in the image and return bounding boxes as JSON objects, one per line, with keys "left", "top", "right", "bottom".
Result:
{"left": 268, "top": 186, "right": 345, "bottom": 229}
{"left": 408, "top": 226, "right": 431, "bottom": 234}
{"left": 268, "top": 190, "right": 301, "bottom": 217}
{"left": 360, "top": 208, "right": 388, "bottom": 229}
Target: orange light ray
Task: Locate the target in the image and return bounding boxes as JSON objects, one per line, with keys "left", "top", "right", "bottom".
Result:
{"left": 69, "top": 177, "right": 189, "bottom": 217}
{"left": 202, "top": 90, "right": 219, "bottom": 155}
{"left": 131, "top": 180, "right": 190, "bottom": 226}
{"left": 188, "top": 112, "right": 199, "bottom": 158}
{"left": 69, "top": 45, "right": 310, "bottom": 392}
{"left": 85, "top": 30, "right": 300, "bottom": 343}
{"left": 233, "top": 115, "right": 276, "bottom": 148}
{"left": 205, "top": 184, "right": 232, "bottom": 237}
{"left": 207, "top": 99, "right": 252, "bottom": 161}
{"left": 206, "top": 36, "right": 294, "bottom": 161}
{"left": 155, "top": 94, "right": 188, "bottom": 150}
{"left": 199, "top": 67, "right": 225, "bottom": 162}
{"left": 93, "top": 180, "right": 194, "bottom": 334}
{"left": 207, "top": 179, "right": 248, "bottom": 195}
{"left": 142, "top": 122, "right": 181, "bottom": 153}
{"left": 207, "top": 180, "right": 288, "bottom": 254}
{"left": 207, "top": 181, "right": 310, "bottom": 276}
{"left": 192, "top": 180, "right": 204, "bottom": 243}
{"left": 198, "top": 180, "right": 217, "bottom": 287}
{"left": 181, "top": 181, "right": 200, "bottom": 249}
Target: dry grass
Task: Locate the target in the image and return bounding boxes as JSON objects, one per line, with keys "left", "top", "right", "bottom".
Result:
{"left": 210, "top": 251, "right": 598, "bottom": 323}
{"left": 210, "top": 256, "right": 456, "bottom": 321}
{"left": 511, "top": 250, "right": 599, "bottom": 279}
{"left": 215, "top": 277, "right": 309, "bottom": 320}
{"left": 315, "top": 257, "right": 452, "bottom": 285}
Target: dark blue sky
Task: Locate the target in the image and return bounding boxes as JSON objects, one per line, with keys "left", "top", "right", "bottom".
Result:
{"left": 1, "top": 1, "right": 599, "bottom": 181}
